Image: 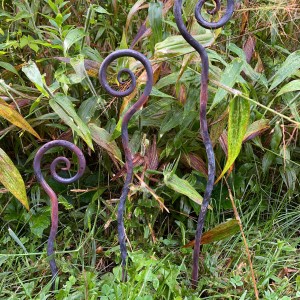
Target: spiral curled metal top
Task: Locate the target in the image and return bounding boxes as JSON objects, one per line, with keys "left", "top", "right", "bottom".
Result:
{"left": 34, "top": 140, "right": 86, "bottom": 186}
{"left": 99, "top": 49, "right": 153, "bottom": 281}
{"left": 99, "top": 49, "right": 153, "bottom": 98}
{"left": 195, "top": 0, "right": 234, "bottom": 29}
{"left": 33, "top": 140, "right": 86, "bottom": 285}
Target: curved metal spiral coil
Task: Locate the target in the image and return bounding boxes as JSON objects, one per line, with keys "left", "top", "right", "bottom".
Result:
{"left": 33, "top": 140, "right": 86, "bottom": 284}
{"left": 174, "top": 0, "right": 234, "bottom": 288}
{"left": 195, "top": 0, "right": 234, "bottom": 29}
{"left": 99, "top": 49, "right": 153, "bottom": 281}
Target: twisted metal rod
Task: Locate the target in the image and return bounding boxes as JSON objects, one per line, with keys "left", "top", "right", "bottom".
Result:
{"left": 99, "top": 49, "right": 153, "bottom": 281}
{"left": 174, "top": 0, "right": 234, "bottom": 288}
{"left": 33, "top": 140, "right": 86, "bottom": 285}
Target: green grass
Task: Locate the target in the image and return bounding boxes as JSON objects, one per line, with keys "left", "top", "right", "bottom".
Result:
{"left": 0, "top": 0, "right": 299, "bottom": 299}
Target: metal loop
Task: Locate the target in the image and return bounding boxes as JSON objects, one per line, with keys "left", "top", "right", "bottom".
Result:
{"left": 99, "top": 49, "right": 152, "bottom": 98}
{"left": 195, "top": 0, "right": 234, "bottom": 29}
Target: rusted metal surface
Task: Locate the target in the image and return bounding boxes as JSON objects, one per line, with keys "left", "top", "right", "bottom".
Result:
{"left": 33, "top": 140, "right": 86, "bottom": 284}
{"left": 99, "top": 49, "right": 153, "bottom": 281}
{"left": 174, "top": 0, "right": 234, "bottom": 288}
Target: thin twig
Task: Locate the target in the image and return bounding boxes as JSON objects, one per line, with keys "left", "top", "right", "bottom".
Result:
{"left": 224, "top": 179, "right": 259, "bottom": 300}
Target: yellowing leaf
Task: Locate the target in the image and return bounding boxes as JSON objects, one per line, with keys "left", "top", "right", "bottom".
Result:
{"left": 243, "top": 119, "right": 270, "bottom": 143}
{"left": 89, "top": 123, "right": 122, "bottom": 161}
{"left": 216, "top": 97, "right": 250, "bottom": 183}
{"left": 0, "top": 148, "right": 29, "bottom": 210}
{"left": 183, "top": 220, "right": 239, "bottom": 248}
{"left": 0, "top": 103, "right": 41, "bottom": 139}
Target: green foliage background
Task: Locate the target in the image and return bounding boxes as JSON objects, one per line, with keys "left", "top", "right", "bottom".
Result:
{"left": 0, "top": 0, "right": 299, "bottom": 299}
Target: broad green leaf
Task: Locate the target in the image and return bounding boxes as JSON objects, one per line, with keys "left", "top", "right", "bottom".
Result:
{"left": 163, "top": 171, "right": 203, "bottom": 205}
{"left": 262, "top": 152, "right": 275, "bottom": 174}
{"left": 0, "top": 103, "right": 41, "bottom": 139}
{"left": 63, "top": 28, "right": 85, "bottom": 54}
{"left": 34, "top": 40, "right": 62, "bottom": 50}
{"left": 149, "top": 1, "right": 163, "bottom": 49}
{"left": 0, "top": 256, "right": 8, "bottom": 267}
{"left": 0, "top": 148, "right": 29, "bottom": 210}
{"left": 216, "top": 97, "right": 250, "bottom": 182}
{"left": 78, "top": 96, "right": 99, "bottom": 123}
{"left": 150, "top": 87, "right": 174, "bottom": 99}
{"left": 70, "top": 55, "right": 87, "bottom": 82}
{"left": 94, "top": 6, "right": 112, "bottom": 15}
{"left": 49, "top": 94, "right": 94, "bottom": 149}
{"left": 228, "top": 43, "right": 268, "bottom": 88}
{"left": 270, "top": 123, "right": 282, "bottom": 151}
{"left": 111, "top": 116, "right": 122, "bottom": 140}
{"left": 155, "top": 31, "right": 214, "bottom": 58}
{"left": 29, "top": 211, "right": 51, "bottom": 237}
{"left": 58, "top": 195, "right": 74, "bottom": 210}
{"left": 22, "top": 61, "right": 49, "bottom": 96}
{"left": 84, "top": 200, "right": 96, "bottom": 231}
{"left": 269, "top": 50, "right": 300, "bottom": 91}
{"left": 0, "top": 61, "right": 19, "bottom": 76}
{"left": 54, "top": 56, "right": 101, "bottom": 77}
{"left": 183, "top": 220, "right": 239, "bottom": 247}
{"left": 155, "top": 69, "right": 197, "bottom": 89}
{"left": 210, "top": 58, "right": 244, "bottom": 112}
{"left": 160, "top": 110, "right": 182, "bottom": 135}
{"left": 89, "top": 123, "right": 122, "bottom": 161}
{"left": 5, "top": 11, "right": 32, "bottom": 22}
{"left": 119, "top": 30, "right": 128, "bottom": 50}
{"left": 275, "top": 80, "right": 300, "bottom": 97}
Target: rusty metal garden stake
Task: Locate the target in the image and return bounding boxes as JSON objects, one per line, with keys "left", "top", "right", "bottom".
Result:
{"left": 33, "top": 140, "right": 86, "bottom": 285}
{"left": 174, "top": 0, "right": 234, "bottom": 288}
{"left": 99, "top": 50, "right": 153, "bottom": 281}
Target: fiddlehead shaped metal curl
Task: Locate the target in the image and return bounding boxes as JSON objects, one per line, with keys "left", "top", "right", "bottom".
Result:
{"left": 99, "top": 49, "right": 153, "bottom": 281}
{"left": 33, "top": 140, "right": 86, "bottom": 284}
{"left": 195, "top": 0, "right": 234, "bottom": 29}
{"left": 174, "top": 0, "right": 234, "bottom": 288}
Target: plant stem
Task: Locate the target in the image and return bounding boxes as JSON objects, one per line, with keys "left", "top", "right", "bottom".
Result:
{"left": 224, "top": 179, "right": 260, "bottom": 300}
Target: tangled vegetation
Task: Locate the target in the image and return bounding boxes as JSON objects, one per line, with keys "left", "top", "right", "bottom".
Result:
{"left": 0, "top": 0, "right": 299, "bottom": 299}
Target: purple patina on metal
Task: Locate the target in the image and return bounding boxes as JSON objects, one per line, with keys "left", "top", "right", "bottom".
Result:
{"left": 174, "top": 0, "right": 235, "bottom": 288}
{"left": 33, "top": 140, "right": 86, "bottom": 285}
{"left": 99, "top": 49, "right": 153, "bottom": 281}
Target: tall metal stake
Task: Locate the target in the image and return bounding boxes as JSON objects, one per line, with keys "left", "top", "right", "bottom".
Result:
{"left": 174, "top": 0, "right": 235, "bottom": 288}
{"left": 99, "top": 50, "right": 153, "bottom": 281}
